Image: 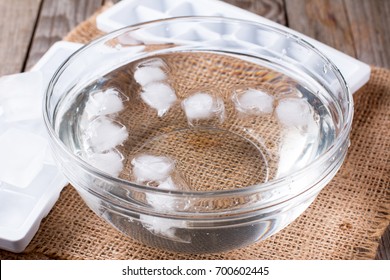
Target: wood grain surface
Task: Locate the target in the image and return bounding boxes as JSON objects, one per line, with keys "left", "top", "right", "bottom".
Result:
{"left": 344, "top": 0, "right": 390, "bottom": 69}
{"left": 25, "top": 0, "right": 103, "bottom": 70}
{"left": 0, "top": 0, "right": 388, "bottom": 259}
{"left": 285, "top": 0, "right": 356, "bottom": 57}
{"left": 0, "top": 0, "right": 41, "bottom": 75}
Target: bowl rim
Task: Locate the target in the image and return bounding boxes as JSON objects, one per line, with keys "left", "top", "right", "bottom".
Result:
{"left": 43, "top": 16, "right": 353, "bottom": 198}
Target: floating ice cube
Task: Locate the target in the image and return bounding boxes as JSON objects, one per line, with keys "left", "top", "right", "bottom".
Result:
{"left": 85, "top": 88, "right": 125, "bottom": 117}
{"left": 0, "top": 71, "right": 43, "bottom": 122}
{"left": 140, "top": 83, "right": 177, "bottom": 117}
{"left": 134, "top": 66, "right": 167, "bottom": 86}
{"left": 85, "top": 117, "right": 128, "bottom": 152}
{"left": 145, "top": 173, "right": 191, "bottom": 211}
{"left": 0, "top": 128, "right": 47, "bottom": 188}
{"left": 158, "top": 176, "right": 177, "bottom": 190}
{"left": 145, "top": 177, "right": 177, "bottom": 211}
{"left": 131, "top": 154, "right": 174, "bottom": 183}
{"left": 140, "top": 214, "right": 188, "bottom": 241}
{"left": 86, "top": 149, "right": 124, "bottom": 177}
{"left": 275, "top": 98, "right": 312, "bottom": 127}
{"left": 276, "top": 127, "right": 308, "bottom": 177}
{"left": 232, "top": 88, "right": 274, "bottom": 115}
{"left": 182, "top": 92, "right": 224, "bottom": 122}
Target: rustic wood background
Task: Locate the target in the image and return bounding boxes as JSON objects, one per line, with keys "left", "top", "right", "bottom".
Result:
{"left": 0, "top": 0, "right": 388, "bottom": 259}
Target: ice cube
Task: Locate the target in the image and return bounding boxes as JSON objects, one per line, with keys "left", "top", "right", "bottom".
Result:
{"left": 134, "top": 66, "right": 167, "bottom": 86}
{"left": 140, "top": 214, "right": 188, "bottom": 241}
{"left": 145, "top": 173, "right": 191, "bottom": 211}
{"left": 158, "top": 176, "right": 177, "bottom": 190}
{"left": 85, "top": 88, "right": 125, "bottom": 117}
{"left": 232, "top": 88, "right": 274, "bottom": 115}
{"left": 85, "top": 117, "right": 128, "bottom": 152}
{"left": 275, "top": 98, "right": 312, "bottom": 127}
{"left": 131, "top": 154, "right": 174, "bottom": 183}
{"left": 145, "top": 177, "right": 177, "bottom": 211}
{"left": 182, "top": 92, "right": 224, "bottom": 121}
{"left": 140, "top": 83, "right": 177, "bottom": 117}
{"left": 0, "top": 128, "right": 47, "bottom": 188}
{"left": 86, "top": 149, "right": 124, "bottom": 177}
{"left": 276, "top": 128, "right": 307, "bottom": 177}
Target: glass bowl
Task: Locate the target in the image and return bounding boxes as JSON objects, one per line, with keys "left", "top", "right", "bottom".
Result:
{"left": 44, "top": 17, "right": 353, "bottom": 253}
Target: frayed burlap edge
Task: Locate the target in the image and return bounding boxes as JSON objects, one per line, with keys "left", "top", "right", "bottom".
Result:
{"left": 347, "top": 69, "right": 390, "bottom": 259}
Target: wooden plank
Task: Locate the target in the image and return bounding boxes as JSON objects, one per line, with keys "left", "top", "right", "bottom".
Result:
{"left": 284, "top": 0, "right": 356, "bottom": 58}
{"left": 222, "top": 0, "right": 287, "bottom": 25}
{"left": 285, "top": 0, "right": 389, "bottom": 259}
{"left": 25, "top": 0, "right": 104, "bottom": 70}
{"left": 0, "top": 0, "right": 41, "bottom": 76}
{"left": 376, "top": 225, "right": 390, "bottom": 260}
{"left": 103, "top": 0, "right": 120, "bottom": 4}
{"left": 344, "top": 0, "right": 390, "bottom": 68}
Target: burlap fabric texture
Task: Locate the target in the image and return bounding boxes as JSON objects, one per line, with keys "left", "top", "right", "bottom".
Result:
{"left": 0, "top": 4, "right": 389, "bottom": 260}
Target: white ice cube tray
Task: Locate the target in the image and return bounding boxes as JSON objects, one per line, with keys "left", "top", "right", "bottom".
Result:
{"left": 0, "top": 41, "right": 82, "bottom": 253}
{"left": 96, "top": 0, "right": 370, "bottom": 94}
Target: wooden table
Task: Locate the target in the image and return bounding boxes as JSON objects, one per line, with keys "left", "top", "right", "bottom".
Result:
{"left": 0, "top": 0, "right": 388, "bottom": 259}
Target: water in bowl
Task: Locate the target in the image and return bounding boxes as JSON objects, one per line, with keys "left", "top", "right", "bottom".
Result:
{"left": 57, "top": 50, "right": 336, "bottom": 192}
{"left": 55, "top": 50, "right": 338, "bottom": 252}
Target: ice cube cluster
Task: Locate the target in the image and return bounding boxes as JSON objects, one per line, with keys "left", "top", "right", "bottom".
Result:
{"left": 134, "top": 63, "right": 315, "bottom": 129}
{"left": 231, "top": 88, "right": 315, "bottom": 128}
{"left": 81, "top": 88, "right": 129, "bottom": 177}
{"left": 128, "top": 76, "right": 318, "bottom": 241}
{"left": 132, "top": 154, "right": 189, "bottom": 241}
{"left": 135, "top": 58, "right": 178, "bottom": 117}
{"left": 131, "top": 154, "right": 189, "bottom": 211}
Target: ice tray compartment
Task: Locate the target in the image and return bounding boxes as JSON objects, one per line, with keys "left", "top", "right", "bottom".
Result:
{"left": 96, "top": 0, "right": 371, "bottom": 94}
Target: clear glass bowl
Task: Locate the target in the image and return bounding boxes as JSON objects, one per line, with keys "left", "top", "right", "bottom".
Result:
{"left": 44, "top": 17, "right": 353, "bottom": 253}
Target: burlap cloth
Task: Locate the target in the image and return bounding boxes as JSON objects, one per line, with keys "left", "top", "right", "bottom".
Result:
{"left": 1, "top": 5, "right": 389, "bottom": 260}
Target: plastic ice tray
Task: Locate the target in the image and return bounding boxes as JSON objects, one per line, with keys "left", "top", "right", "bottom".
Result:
{"left": 96, "top": 0, "right": 370, "bottom": 94}
{"left": 0, "top": 41, "right": 82, "bottom": 253}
